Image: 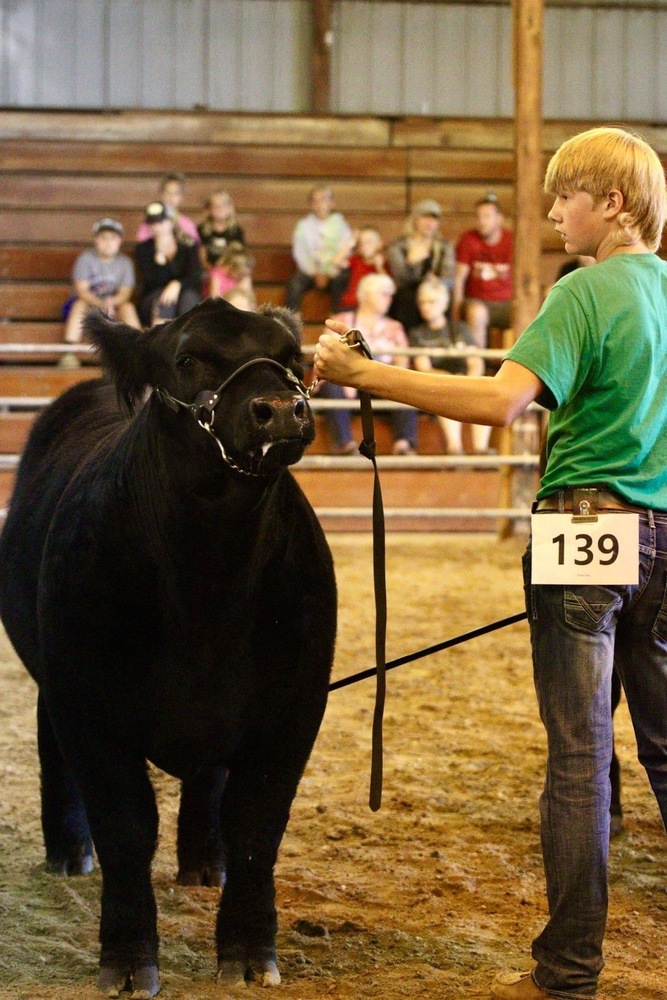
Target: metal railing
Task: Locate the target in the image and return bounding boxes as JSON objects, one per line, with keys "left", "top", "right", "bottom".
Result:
{"left": 0, "top": 343, "right": 542, "bottom": 528}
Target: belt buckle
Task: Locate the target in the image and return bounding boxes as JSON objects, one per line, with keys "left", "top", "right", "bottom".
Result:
{"left": 572, "top": 488, "right": 599, "bottom": 523}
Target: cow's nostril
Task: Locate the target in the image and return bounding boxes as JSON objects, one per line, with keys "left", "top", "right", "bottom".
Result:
{"left": 294, "top": 398, "right": 307, "bottom": 419}
{"left": 251, "top": 400, "right": 275, "bottom": 424}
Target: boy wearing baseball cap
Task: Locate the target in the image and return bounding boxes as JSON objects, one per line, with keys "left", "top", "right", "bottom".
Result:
{"left": 61, "top": 218, "right": 140, "bottom": 367}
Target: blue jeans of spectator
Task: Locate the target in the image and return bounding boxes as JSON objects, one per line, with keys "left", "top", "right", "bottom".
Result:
{"left": 523, "top": 509, "right": 667, "bottom": 997}
{"left": 314, "top": 381, "right": 353, "bottom": 448}
{"left": 315, "top": 382, "right": 418, "bottom": 450}
{"left": 285, "top": 269, "right": 349, "bottom": 314}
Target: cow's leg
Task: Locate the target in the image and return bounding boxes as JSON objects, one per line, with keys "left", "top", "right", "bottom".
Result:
{"left": 85, "top": 761, "right": 160, "bottom": 999}
{"left": 214, "top": 701, "right": 327, "bottom": 989}
{"left": 176, "top": 766, "right": 228, "bottom": 887}
{"left": 44, "top": 697, "right": 161, "bottom": 999}
{"left": 37, "top": 692, "right": 94, "bottom": 875}
{"left": 610, "top": 667, "right": 623, "bottom": 837}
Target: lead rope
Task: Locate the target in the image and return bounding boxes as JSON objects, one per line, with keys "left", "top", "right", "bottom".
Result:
{"left": 359, "top": 384, "right": 387, "bottom": 812}
{"left": 314, "top": 330, "right": 387, "bottom": 812}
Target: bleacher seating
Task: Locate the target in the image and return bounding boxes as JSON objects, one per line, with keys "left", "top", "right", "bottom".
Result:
{"left": 7, "top": 111, "right": 662, "bottom": 528}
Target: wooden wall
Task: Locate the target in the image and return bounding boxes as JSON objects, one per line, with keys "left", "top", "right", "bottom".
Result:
{"left": 3, "top": 110, "right": 665, "bottom": 341}
{"left": 1, "top": 1, "right": 666, "bottom": 121}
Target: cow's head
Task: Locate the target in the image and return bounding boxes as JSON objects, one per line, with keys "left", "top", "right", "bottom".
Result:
{"left": 85, "top": 300, "right": 315, "bottom": 476}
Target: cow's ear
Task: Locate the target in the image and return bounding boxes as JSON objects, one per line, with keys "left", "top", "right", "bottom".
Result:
{"left": 259, "top": 304, "right": 302, "bottom": 346}
{"left": 84, "top": 310, "right": 156, "bottom": 413}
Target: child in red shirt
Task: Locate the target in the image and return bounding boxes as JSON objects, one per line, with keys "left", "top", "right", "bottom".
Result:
{"left": 339, "top": 226, "right": 387, "bottom": 309}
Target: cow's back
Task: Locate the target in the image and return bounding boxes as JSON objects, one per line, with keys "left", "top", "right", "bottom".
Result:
{"left": 0, "top": 379, "right": 126, "bottom": 676}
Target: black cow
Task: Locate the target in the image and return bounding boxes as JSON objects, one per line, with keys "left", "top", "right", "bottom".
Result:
{"left": 0, "top": 300, "right": 337, "bottom": 997}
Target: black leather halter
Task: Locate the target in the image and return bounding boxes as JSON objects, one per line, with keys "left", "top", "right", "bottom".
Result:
{"left": 154, "top": 357, "right": 309, "bottom": 422}
{"left": 154, "top": 357, "right": 310, "bottom": 477}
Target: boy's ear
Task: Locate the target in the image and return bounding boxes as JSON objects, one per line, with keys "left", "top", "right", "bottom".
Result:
{"left": 604, "top": 189, "right": 625, "bottom": 217}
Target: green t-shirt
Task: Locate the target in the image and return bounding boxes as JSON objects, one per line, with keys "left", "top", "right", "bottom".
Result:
{"left": 506, "top": 253, "right": 667, "bottom": 507}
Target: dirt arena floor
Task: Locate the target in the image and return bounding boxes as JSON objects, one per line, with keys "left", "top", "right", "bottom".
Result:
{"left": 1, "top": 533, "right": 665, "bottom": 1000}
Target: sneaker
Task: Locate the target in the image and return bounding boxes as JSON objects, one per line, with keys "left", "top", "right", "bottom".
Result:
{"left": 334, "top": 440, "right": 357, "bottom": 456}
{"left": 58, "top": 351, "right": 81, "bottom": 369}
{"left": 491, "top": 970, "right": 549, "bottom": 999}
{"left": 392, "top": 439, "right": 416, "bottom": 456}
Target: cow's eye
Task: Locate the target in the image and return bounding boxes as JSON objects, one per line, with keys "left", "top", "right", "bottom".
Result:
{"left": 176, "top": 355, "right": 195, "bottom": 370}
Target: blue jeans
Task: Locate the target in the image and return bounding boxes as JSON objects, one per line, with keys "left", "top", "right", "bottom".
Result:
{"left": 523, "top": 509, "right": 667, "bottom": 996}
{"left": 314, "top": 381, "right": 418, "bottom": 450}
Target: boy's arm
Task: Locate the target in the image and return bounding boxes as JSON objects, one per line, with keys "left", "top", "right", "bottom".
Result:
{"left": 108, "top": 284, "right": 134, "bottom": 308}
{"left": 451, "top": 261, "right": 470, "bottom": 322}
{"left": 73, "top": 279, "right": 107, "bottom": 310}
{"left": 315, "top": 320, "right": 543, "bottom": 427}
{"left": 292, "top": 219, "right": 315, "bottom": 275}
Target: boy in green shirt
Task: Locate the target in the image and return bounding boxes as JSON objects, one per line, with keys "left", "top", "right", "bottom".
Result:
{"left": 314, "top": 127, "right": 667, "bottom": 998}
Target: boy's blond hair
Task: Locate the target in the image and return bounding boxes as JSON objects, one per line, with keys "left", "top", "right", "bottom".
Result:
{"left": 416, "top": 275, "right": 449, "bottom": 303}
{"left": 356, "top": 272, "right": 395, "bottom": 301}
{"left": 544, "top": 127, "right": 667, "bottom": 252}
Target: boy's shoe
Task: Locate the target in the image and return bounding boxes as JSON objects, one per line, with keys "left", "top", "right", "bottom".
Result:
{"left": 334, "top": 440, "right": 357, "bottom": 456}
{"left": 491, "top": 970, "right": 550, "bottom": 998}
{"left": 392, "top": 439, "right": 416, "bottom": 456}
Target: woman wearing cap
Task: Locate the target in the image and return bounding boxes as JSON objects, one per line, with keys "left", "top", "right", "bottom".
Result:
{"left": 135, "top": 172, "right": 200, "bottom": 244}
{"left": 386, "top": 199, "right": 455, "bottom": 332}
{"left": 61, "top": 217, "right": 140, "bottom": 368}
{"left": 135, "top": 202, "right": 202, "bottom": 325}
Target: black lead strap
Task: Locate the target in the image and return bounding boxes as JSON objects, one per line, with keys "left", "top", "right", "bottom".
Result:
{"left": 338, "top": 329, "right": 387, "bottom": 812}
{"left": 329, "top": 611, "right": 528, "bottom": 693}
{"left": 359, "top": 385, "right": 386, "bottom": 813}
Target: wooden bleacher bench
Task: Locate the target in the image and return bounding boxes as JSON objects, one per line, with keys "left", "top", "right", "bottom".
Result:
{"left": 0, "top": 366, "right": 100, "bottom": 398}
{"left": 9, "top": 110, "right": 638, "bottom": 529}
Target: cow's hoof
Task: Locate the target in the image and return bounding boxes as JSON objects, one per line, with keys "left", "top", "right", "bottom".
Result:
{"left": 246, "top": 948, "right": 280, "bottom": 988}
{"left": 177, "top": 864, "right": 225, "bottom": 888}
{"left": 130, "top": 963, "right": 160, "bottom": 999}
{"left": 46, "top": 846, "right": 94, "bottom": 876}
{"left": 98, "top": 962, "right": 130, "bottom": 997}
{"left": 250, "top": 960, "right": 280, "bottom": 987}
{"left": 98, "top": 962, "right": 160, "bottom": 998}
{"left": 216, "top": 959, "right": 247, "bottom": 987}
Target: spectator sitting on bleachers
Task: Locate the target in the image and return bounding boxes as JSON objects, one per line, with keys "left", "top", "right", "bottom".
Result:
{"left": 198, "top": 189, "right": 246, "bottom": 279}
{"left": 452, "top": 191, "right": 513, "bottom": 350}
{"left": 386, "top": 199, "right": 456, "bottom": 334}
{"left": 135, "top": 172, "right": 200, "bottom": 244}
{"left": 339, "top": 225, "right": 387, "bottom": 310}
{"left": 285, "top": 185, "right": 354, "bottom": 315}
{"left": 61, "top": 217, "right": 140, "bottom": 369}
{"left": 207, "top": 241, "right": 255, "bottom": 301}
{"left": 410, "top": 276, "right": 491, "bottom": 455}
{"left": 135, "top": 202, "right": 202, "bottom": 325}
{"left": 315, "top": 272, "right": 418, "bottom": 455}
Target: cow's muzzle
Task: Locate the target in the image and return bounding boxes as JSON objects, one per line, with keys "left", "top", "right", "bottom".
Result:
{"left": 247, "top": 393, "right": 315, "bottom": 474}
{"left": 154, "top": 358, "right": 313, "bottom": 477}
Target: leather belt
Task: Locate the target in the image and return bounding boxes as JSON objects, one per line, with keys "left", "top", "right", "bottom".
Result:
{"left": 534, "top": 488, "right": 647, "bottom": 514}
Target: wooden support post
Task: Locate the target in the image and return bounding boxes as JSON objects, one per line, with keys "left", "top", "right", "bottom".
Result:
{"left": 498, "top": 328, "right": 518, "bottom": 540}
{"left": 312, "top": 0, "right": 333, "bottom": 114}
{"left": 513, "top": 0, "right": 544, "bottom": 338}
{"left": 500, "top": 0, "right": 544, "bottom": 540}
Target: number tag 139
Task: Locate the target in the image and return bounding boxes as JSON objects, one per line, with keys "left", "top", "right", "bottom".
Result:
{"left": 531, "top": 513, "right": 639, "bottom": 585}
